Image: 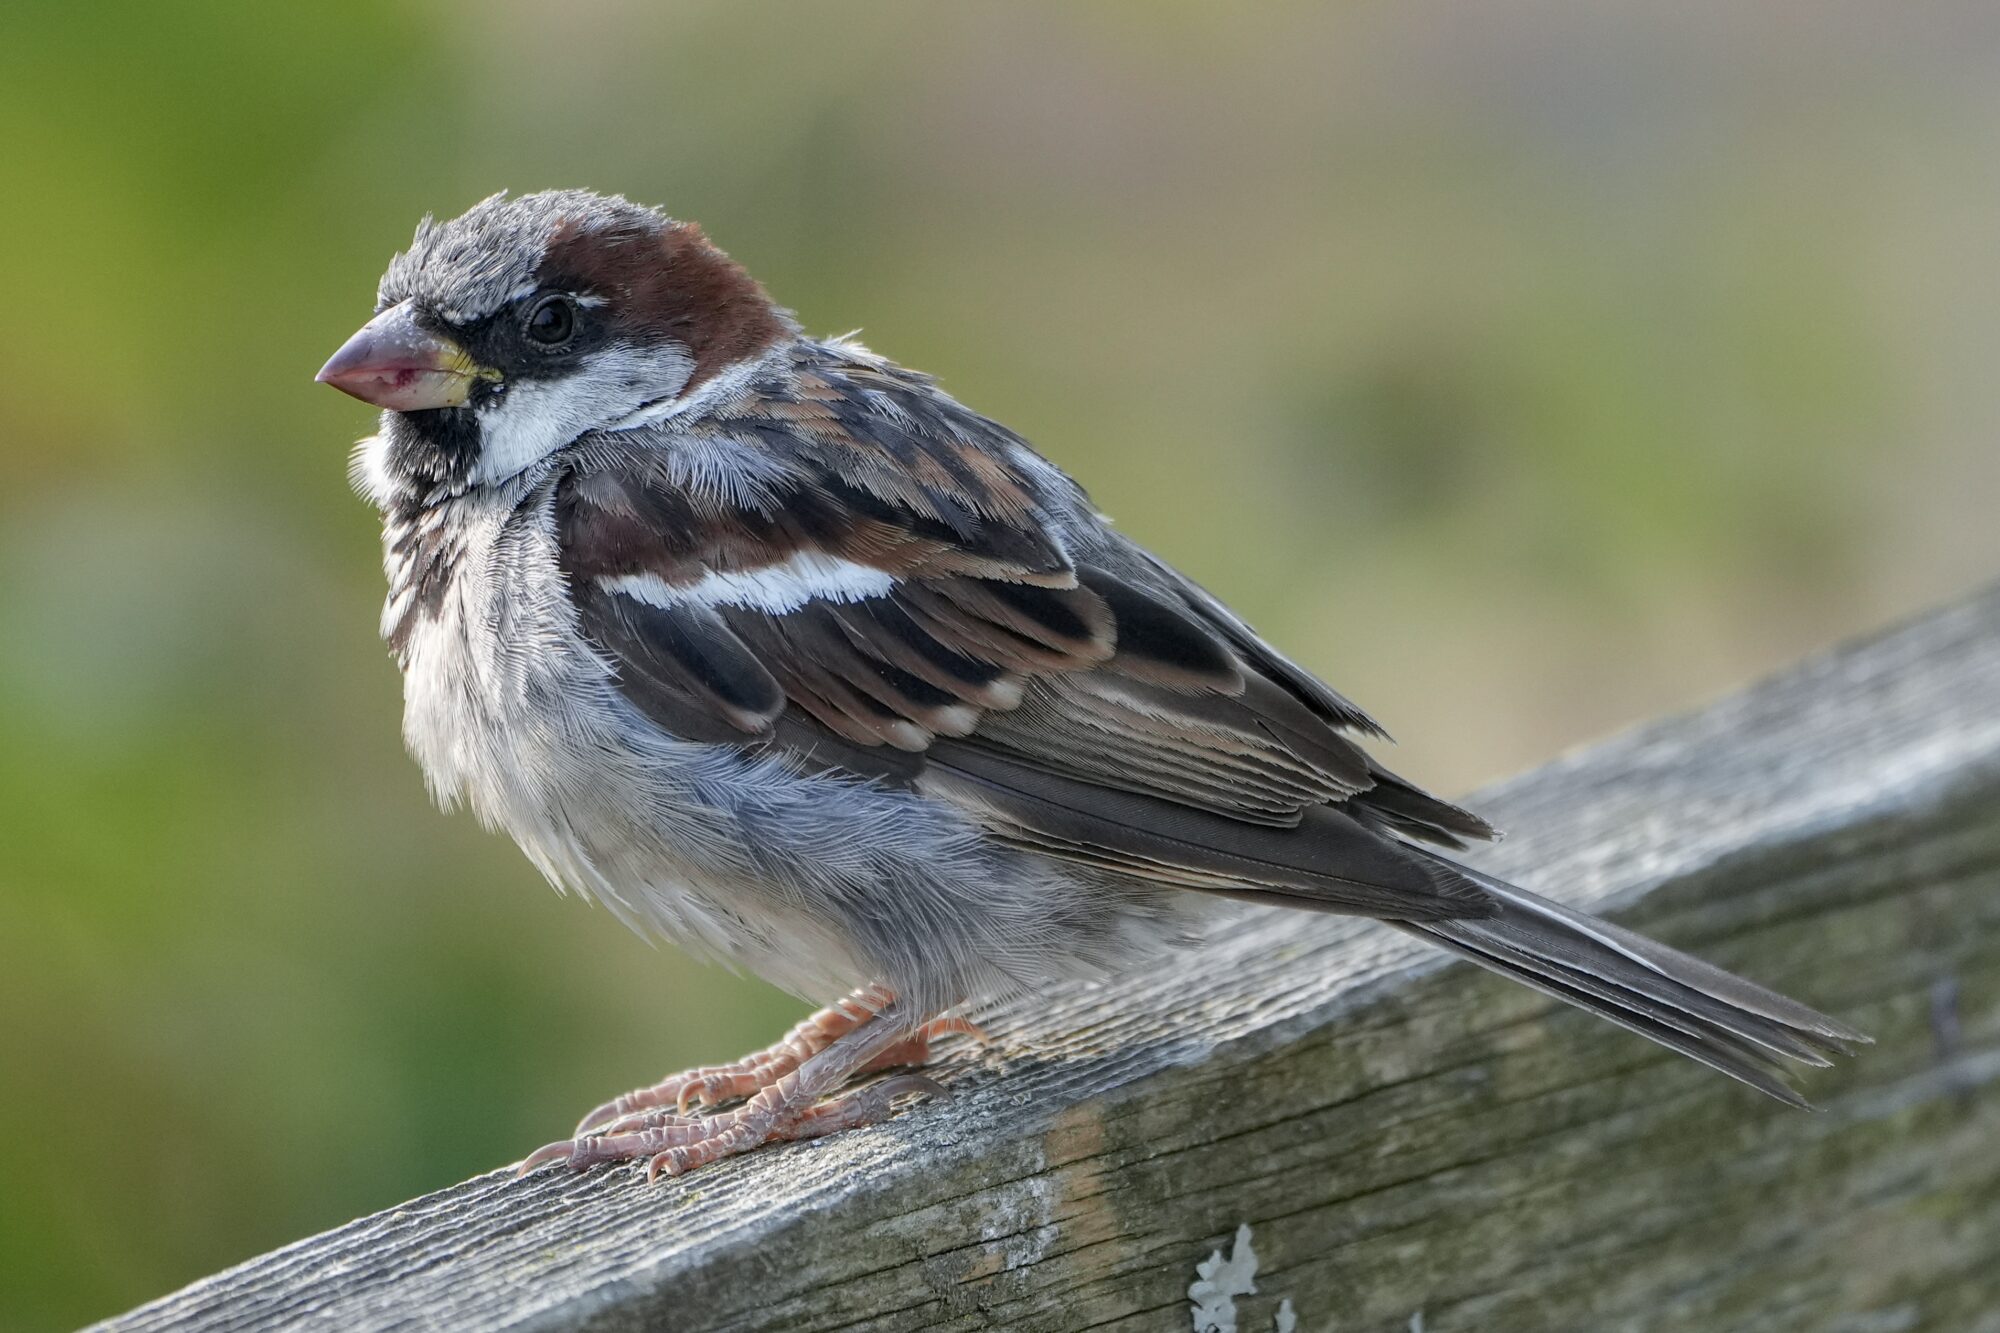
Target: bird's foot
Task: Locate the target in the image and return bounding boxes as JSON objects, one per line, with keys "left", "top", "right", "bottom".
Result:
{"left": 522, "top": 1072, "right": 946, "bottom": 1180}
{"left": 566, "top": 984, "right": 895, "bottom": 1137}
{"left": 520, "top": 990, "right": 980, "bottom": 1180}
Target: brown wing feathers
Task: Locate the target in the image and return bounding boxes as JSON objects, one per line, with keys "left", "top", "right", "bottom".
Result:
{"left": 568, "top": 580, "right": 784, "bottom": 743}
{"left": 556, "top": 345, "right": 1495, "bottom": 919}
{"left": 919, "top": 743, "right": 1489, "bottom": 918}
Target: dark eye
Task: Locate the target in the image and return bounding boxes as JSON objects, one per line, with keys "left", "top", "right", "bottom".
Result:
{"left": 523, "top": 294, "right": 576, "bottom": 348}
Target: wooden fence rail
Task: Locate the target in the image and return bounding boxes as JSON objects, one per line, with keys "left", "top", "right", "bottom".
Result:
{"left": 95, "top": 585, "right": 2000, "bottom": 1332}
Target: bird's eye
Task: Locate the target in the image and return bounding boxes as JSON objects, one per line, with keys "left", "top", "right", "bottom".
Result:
{"left": 523, "top": 294, "right": 576, "bottom": 348}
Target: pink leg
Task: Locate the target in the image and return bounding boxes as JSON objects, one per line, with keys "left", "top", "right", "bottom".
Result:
{"left": 522, "top": 993, "right": 980, "bottom": 1180}
{"left": 857, "top": 1017, "right": 986, "bottom": 1079}
{"left": 568, "top": 985, "right": 893, "bottom": 1136}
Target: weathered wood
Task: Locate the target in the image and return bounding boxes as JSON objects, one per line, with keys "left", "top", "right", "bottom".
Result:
{"left": 96, "top": 587, "right": 2000, "bottom": 1332}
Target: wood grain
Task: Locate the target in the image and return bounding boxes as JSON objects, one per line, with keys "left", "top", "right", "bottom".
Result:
{"left": 93, "top": 586, "right": 2000, "bottom": 1332}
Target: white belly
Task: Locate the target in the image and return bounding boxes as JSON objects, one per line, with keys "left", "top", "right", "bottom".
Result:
{"left": 388, "top": 482, "right": 876, "bottom": 999}
{"left": 374, "top": 471, "right": 1189, "bottom": 1013}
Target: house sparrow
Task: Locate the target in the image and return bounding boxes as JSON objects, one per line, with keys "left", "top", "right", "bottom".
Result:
{"left": 318, "top": 190, "right": 1864, "bottom": 1181}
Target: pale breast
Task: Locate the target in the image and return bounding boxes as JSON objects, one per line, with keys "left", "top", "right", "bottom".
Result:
{"left": 370, "top": 460, "right": 1192, "bottom": 1012}
{"left": 379, "top": 475, "right": 886, "bottom": 998}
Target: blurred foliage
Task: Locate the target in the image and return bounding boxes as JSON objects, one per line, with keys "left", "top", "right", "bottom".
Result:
{"left": 2, "top": 2, "right": 1998, "bottom": 1327}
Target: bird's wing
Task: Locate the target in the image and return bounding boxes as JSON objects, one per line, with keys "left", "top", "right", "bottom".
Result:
{"left": 555, "top": 343, "right": 1493, "bottom": 921}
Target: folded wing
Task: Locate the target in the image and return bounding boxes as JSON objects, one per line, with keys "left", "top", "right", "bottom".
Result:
{"left": 554, "top": 345, "right": 1495, "bottom": 922}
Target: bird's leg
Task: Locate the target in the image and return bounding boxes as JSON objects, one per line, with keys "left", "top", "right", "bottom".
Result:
{"left": 652, "top": 1006, "right": 980, "bottom": 1120}
{"left": 566, "top": 984, "right": 894, "bottom": 1137}
{"left": 522, "top": 993, "right": 981, "bottom": 1179}
{"left": 855, "top": 1016, "right": 986, "bottom": 1078}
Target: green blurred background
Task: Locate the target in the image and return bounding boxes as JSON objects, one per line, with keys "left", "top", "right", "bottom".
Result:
{"left": 3, "top": 2, "right": 1997, "bottom": 1326}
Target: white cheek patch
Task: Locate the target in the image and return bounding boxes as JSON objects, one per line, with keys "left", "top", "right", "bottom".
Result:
{"left": 604, "top": 343, "right": 786, "bottom": 432}
{"left": 470, "top": 343, "right": 694, "bottom": 485}
{"left": 602, "top": 553, "right": 898, "bottom": 616}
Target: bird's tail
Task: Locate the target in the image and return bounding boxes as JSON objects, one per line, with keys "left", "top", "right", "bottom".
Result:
{"left": 1398, "top": 858, "right": 1869, "bottom": 1106}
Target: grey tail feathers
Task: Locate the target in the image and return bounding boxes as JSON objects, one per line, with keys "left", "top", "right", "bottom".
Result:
{"left": 1400, "top": 858, "right": 1870, "bottom": 1107}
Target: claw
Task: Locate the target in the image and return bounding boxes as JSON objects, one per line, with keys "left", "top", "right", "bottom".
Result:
{"left": 574, "top": 1092, "right": 648, "bottom": 1138}
{"left": 856, "top": 1073, "right": 947, "bottom": 1111}
{"left": 531, "top": 989, "right": 963, "bottom": 1181}
{"left": 518, "top": 1139, "right": 581, "bottom": 1175}
{"left": 676, "top": 1066, "right": 765, "bottom": 1115}
{"left": 567, "top": 987, "right": 897, "bottom": 1136}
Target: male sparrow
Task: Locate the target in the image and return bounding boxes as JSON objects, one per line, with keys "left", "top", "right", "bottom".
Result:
{"left": 319, "top": 191, "right": 1863, "bottom": 1181}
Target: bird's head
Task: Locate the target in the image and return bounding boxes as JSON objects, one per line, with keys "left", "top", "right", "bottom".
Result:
{"left": 320, "top": 190, "right": 790, "bottom": 497}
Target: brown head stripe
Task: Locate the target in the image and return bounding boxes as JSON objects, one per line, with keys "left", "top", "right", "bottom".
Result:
{"left": 539, "top": 217, "right": 787, "bottom": 391}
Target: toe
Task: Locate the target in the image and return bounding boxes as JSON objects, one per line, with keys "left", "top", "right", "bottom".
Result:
{"left": 925, "top": 1016, "right": 990, "bottom": 1046}
{"left": 518, "top": 1139, "right": 580, "bottom": 1175}
{"left": 573, "top": 1097, "right": 631, "bottom": 1137}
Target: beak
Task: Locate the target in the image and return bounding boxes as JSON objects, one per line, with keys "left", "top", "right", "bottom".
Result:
{"left": 316, "top": 301, "right": 489, "bottom": 411}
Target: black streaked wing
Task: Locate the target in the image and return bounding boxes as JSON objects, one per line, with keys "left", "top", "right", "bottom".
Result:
{"left": 920, "top": 741, "right": 1488, "bottom": 918}
{"left": 570, "top": 579, "right": 784, "bottom": 743}
{"left": 555, "top": 342, "right": 1493, "bottom": 919}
